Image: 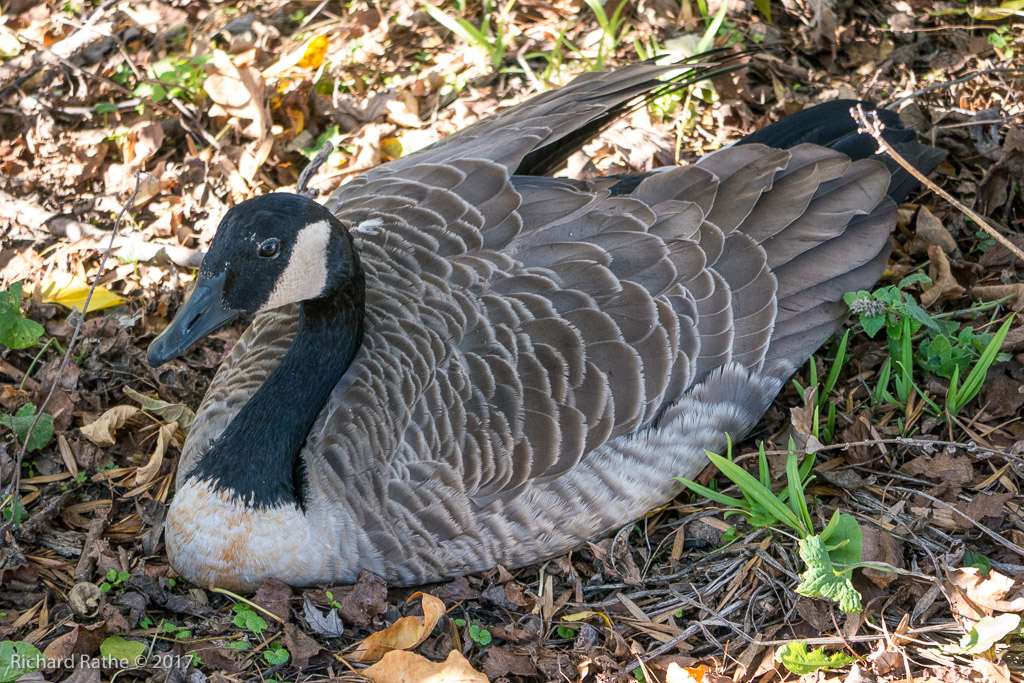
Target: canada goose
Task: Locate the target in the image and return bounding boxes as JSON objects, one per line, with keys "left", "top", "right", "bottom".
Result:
{"left": 148, "top": 53, "right": 943, "bottom": 590}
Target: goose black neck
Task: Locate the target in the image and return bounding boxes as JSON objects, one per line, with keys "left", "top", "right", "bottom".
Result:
{"left": 191, "top": 278, "right": 364, "bottom": 508}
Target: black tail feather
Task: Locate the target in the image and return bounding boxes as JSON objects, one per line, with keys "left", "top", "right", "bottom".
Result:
{"left": 735, "top": 99, "right": 945, "bottom": 203}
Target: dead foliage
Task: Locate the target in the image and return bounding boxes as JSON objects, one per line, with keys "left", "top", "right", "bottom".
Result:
{"left": 1, "top": 0, "right": 1023, "bottom": 681}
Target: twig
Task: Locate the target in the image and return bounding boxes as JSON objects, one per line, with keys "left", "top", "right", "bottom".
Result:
{"left": 296, "top": 142, "right": 335, "bottom": 199}
{"left": 888, "top": 67, "right": 1024, "bottom": 108}
{"left": 887, "top": 485, "right": 1024, "bottom": 558}
{"left": 755, "top": 436, "right": 1009, "bottom": 461}
{"left": 4, "top": 173, "right": 142, "bottom": 506}
{"left": 851, "top": 105, "right": 1024, "bottom": 266}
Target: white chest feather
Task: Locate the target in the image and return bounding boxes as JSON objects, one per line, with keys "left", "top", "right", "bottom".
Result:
{"left": 165, "top": 478, "right": 339, "bottom": 591}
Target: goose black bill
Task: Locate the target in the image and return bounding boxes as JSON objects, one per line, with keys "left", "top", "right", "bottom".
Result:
{"left": 148, "top": 272, "right": 242, "bottom": 367}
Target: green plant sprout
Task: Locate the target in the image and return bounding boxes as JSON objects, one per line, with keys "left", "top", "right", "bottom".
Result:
{"left": 232, "top": 603, "right": 268, "bottom": 636}
{"left": 99, "top": 568, "right": 132, "bottom": 593}
{"left": 580, "top": 0, "right": 632, "bottom": 71}
{"left": 453, "top": 618, "right": 493, "bottom": 646}
{"left": 422, "top": 0, "right": 518, "bottom": 71}
{"left": 776, "top": 642, "right": 856, "bottom": 675}
{"left": 676, "top": 437, "right": 865, "bottom": 612}
{"left": 845, "top": 276, "right": 1013, "bottom": 419}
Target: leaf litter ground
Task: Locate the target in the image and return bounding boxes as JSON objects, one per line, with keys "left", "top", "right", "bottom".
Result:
{"left": 0, "top": 0, "right": 1023, "bottom": 681}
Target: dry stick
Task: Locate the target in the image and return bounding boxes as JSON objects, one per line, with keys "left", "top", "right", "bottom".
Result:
{"left": 296, "top": 142, "right": 335, "bottom": 199}
{"left": 888, "top": 67, "right": 1024, "bottom": 108}
{"left": 4, "top": 173, "right": 142, "bottom": 508}
{"left": 851, "top": 105, "right": 1024, "bottom": 265}
{"left": 756, "top": 437, "right": 1010, "bottom": 461}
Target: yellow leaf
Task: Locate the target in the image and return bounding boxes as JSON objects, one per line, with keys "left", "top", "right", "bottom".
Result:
{"left": 297, "top": 35, "right": 328, "bottom": 69}
{"left": 561, "top": 610, "right": 613, "bottom": 627}
{"left": 362, "top": 649, "right": 488, "bottom": 683}
{"left": 42, "top": 272, "right": 124, "bottom": 313}
{"left": 348, "top": 592, "right": 446, "bottom": 663}
{"left": 263, "top": 34, "right": 329, "bottom": 77}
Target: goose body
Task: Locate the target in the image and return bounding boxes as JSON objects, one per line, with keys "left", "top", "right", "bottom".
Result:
{"left": 149, "top": 56, "right": 942, "bottom": 590}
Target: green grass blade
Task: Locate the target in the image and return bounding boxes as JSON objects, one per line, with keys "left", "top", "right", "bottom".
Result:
{"left": 952, "top": 315, "right": 1015, "bottom": 413}
{"left": 696, "top": 0, "right": 731, "bottom": 53}
{"left": 674, "top": 477, "right": 746, "bottom": 508}
{"left": 820, "top": 330, "right": 849, "bottom": 408}
{"left": 423, "top": 3, "right": 490, "bottom": 48}
{"left": 946, "top": 363, "right": 960, "bottom": 416}
{"left": 785, "top": 452, "right": 812, "bottom": 536}
{"left": 706, "top": 452, "right": 805, "bottom": 533}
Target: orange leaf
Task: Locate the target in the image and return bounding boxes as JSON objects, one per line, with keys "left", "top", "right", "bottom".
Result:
{"left": 347, "top": 592, "right": 446, "bottom": 663}
{"left": 362, "top": 649, "right": 488, "bottom": 683}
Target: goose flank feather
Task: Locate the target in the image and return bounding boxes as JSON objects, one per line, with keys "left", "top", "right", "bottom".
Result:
{"left": 148, "top": 52, "right": 943, "bottom": 590}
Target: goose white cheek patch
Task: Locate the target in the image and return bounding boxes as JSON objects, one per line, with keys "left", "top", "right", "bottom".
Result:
{"left": 264, "top": 220, "right": 331, "bottom": 309}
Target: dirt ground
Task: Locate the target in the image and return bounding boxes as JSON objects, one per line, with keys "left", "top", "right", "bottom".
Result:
{"left": 1, "top": 0, "right": 1024, "bottom": 681}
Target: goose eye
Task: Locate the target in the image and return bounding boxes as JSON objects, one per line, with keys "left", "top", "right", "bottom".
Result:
{"left": 258, "top": 238, "right": 281, "bottom": 259}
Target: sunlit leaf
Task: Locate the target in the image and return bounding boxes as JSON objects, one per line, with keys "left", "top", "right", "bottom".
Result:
{"left": 42, "top": 272, "right": 124, "bottom": 313}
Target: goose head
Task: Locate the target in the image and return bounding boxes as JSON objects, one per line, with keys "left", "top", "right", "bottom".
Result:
{"left": 148, "top": 193, "right": 361, "bottom": 367}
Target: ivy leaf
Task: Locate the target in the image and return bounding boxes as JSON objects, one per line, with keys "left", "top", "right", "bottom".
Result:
{"left": 796, "top": 535, "right": 862, "bottom": 613}
{"left": 0, "top": 641, "right": 43, "bottom": 682}
{"left": 1, "top": 404, "right": 55, "bottom": 452}
{"left": 775, "top": 642, "right": 856, "bottom": 675}
{"left": 99, "top": 636, "right": 147, "bottom": 667}
{"left": 0, "top": 282, "right": 44, "bottom": 350}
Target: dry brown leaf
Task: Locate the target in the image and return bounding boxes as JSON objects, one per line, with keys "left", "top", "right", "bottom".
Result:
{"left": 386, "top": 91, "right": 422, "bottom": 128}
{"left": 948, "top": 567, "right": 1024, "bottom": 623}
{"left": 134, "top": 420, "right": 178, "bottom": 486}
{"left": 909, "top": 206, "right": 957, "bottom": 255}
{"left": 971, "top": 657, "right": 1011, "bottom": 683}
{"left": 859, "top": 525, "right": 903, "bottom": 588}
{"left": 80, "top": 405, "right": 140, "bottom": 446}
{"left": 973, "top": 284, "right": 1024, "bottom": 307}
{"left": 347, "top": 592, "right": 446, "bottom": 663}
{"left": 124, "top": 386, "right": 195, "bottom": 430}
{"left": 362, "top": 649, "right": 488, "bottom": 683}
{"left": 921, "top": 244, "right": 965, "bottom": 308}
{"left": 124, "top": 121, "right": 165, "bottom": 169}
{"left": 204, "top": 49, "right": 268, "bottom": 139}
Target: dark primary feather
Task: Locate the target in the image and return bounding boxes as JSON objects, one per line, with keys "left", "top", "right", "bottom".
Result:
{"left": 170, "top": 57, "right": 944, "bottom": 588}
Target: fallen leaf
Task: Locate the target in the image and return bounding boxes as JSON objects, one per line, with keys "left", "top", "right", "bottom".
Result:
{"left": 134, "top": 420, "right": 178, "bottom": 486}
{"left": 42, "top": 272, "right": 124, "bottom": 313}
{"left": 948, "top": 567, "right": 1024, "bottom": 623}
{"left": 303, "top": 597, "right": 345, "bottom": 638}
{"left": 483, "top": 647, "right": 537, "bottom": 679}
{"left": 123, "top": 121, "right": 164, "bottom": 170}
{"left": 348, "top": 592, "right": 446, "bottom": 663}
{"left": 974, "top": 284, "right": 1024, "bottom": 307}
{"left": 908, "top": 206, "right": 957, "bottom": 255}
{"left": 124, "top": 387, "right": 195, "bottom": 430}
{"left": 386, "top": 91, "right": 422, "bottom": 128}
{"left": 859, "top": 525, "right": 903, "bottom": 588}
{"left": 263, "top": 34, "right": 328, "bottom": 76}
{"left": 204, "top": 50, "right": 268, "bottom": 139}
{"left": 80, "top": 405, "right": 140, "bottom": 447}
{"left": 921, "top": 245, "right": 965, "bottom": 308}
{"left": 362, "top": 649, "right": 488, "bottom": 683}
{"left": 253, "top": 578, "right": 293, "bottom": 622}
{"left": 666, "top": 662, "right": 707, "bottom": 683}
{"left": 971, "top": 656, "right": 1012, "bottom": 683}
